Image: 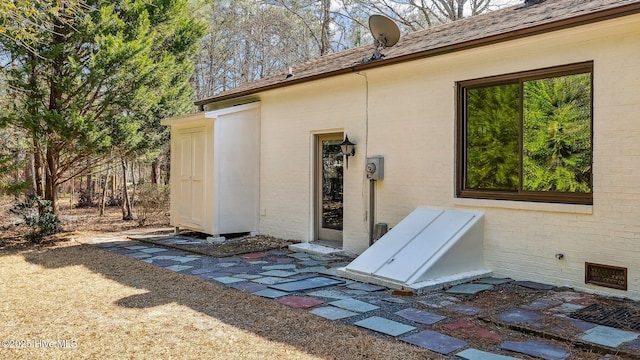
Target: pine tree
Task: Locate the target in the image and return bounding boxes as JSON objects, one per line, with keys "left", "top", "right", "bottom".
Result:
{"left": 1, "top": 0, "right": 204, "bottom": 213}
{"left": 466, "top": 83, "right": 520, "bottom": 190}
{"left": 523, "top": 73, "right": 591, "bottom": 192}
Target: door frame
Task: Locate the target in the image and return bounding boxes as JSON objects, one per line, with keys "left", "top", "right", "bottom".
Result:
{"left": 314, "top": 132, "right": 344, "bottom": 244}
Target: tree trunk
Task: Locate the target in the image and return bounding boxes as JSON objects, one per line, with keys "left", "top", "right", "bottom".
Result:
{"left": 111, "top": 172, "right": 116, "bottom": 202}
{"left": 121, "top": 158, "right": 133, "bottom": 220}
{"left": 163, "top": 149, "right": 170, "bottom": 185}
{"left": 12, "top": 130, "right": 21, "bottom": 200}
{"left": 44, "top": 145, "right": 59, "bottom": 214}
{"left": 33, "top": 141, "right": 44, "bottom": 198}
{"left": 151, "top": 159, "right": 159, "bottom": 184}
{"left": 70, "top": 177, "right": 74, "bottom": 208}
{"left": 29, "top": 152, "right": 36, "bottom": 195}
{"left": 130, "top": 160, "right": 136, "bottom": 208}
{"left": 99, "top": 168, "right": 110, "bottom": 216}
{"left": 320, "top": 0, "right": 331, "bottom": 55}
{"left": 87, "top": 173, "right": 94, "bottom": 204}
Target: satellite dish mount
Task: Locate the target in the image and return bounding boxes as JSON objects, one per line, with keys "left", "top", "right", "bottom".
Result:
{"left": 366, "top": 14, "right": 400, "bottom": 62}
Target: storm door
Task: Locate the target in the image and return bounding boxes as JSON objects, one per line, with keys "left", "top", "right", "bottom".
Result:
{"left": 316, "top": 133, "right": 344, "bottom": 243}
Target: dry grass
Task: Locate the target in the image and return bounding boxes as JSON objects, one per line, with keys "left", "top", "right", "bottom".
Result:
{"left": 0, "top": 199, "right": 439, "bottom": 359}
{"left": 0, "top": 239, "right": 437, "bottom": 359}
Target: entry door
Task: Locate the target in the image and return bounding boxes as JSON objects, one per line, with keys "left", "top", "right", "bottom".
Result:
{"left": 316, "top": 133, "right": 344, "bottom": 242}
{"left": 177, "top": 128, "right": 205, "bottom": 228}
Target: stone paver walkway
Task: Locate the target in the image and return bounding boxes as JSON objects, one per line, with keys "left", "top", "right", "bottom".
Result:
{"left": 93, "top": 235, "right": 640, "bottom": 359}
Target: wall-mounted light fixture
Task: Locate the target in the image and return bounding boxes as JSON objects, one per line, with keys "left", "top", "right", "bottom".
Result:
{"left": 340, "top": 134, "right": 356, "bottom": 169}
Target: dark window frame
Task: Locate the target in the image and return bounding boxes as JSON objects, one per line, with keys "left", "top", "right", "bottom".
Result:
{"left": 456, "top": 62, "right": 594, "bottom": 205}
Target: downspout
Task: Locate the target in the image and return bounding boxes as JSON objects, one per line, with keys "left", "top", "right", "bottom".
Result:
{"left": 369, "top": 179, "right": 375, "bottom": 246}
{"left": 353, "top": 70, "right": 373, "bottom": 246}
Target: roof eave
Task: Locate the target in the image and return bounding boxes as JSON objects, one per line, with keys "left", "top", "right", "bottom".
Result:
{"left": 194, "top": 67, "right": 357, "bottom": 106}
{"left": 194, "top": 2, "right": 640, "bottom": 107}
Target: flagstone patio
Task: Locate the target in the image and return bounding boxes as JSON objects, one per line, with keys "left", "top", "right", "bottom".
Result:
{"left": 92, "top": 236, "right": 640, "bottom": 359}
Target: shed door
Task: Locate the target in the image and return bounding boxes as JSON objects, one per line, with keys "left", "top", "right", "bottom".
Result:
{"left": 177, "top": 128, "right": 205, "bottom": 228}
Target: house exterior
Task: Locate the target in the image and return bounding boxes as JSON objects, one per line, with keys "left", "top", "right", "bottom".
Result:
{"left": 164, "top": 0, "right": 640, "bottom": 299}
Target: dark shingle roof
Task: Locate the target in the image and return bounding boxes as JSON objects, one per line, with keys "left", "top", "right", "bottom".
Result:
{"left": 195, "top": 0, "right": 640, "bottom": 106}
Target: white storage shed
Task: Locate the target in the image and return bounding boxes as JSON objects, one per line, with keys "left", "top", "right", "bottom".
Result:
{"left": 161, "top": 102, "right": 260, "bottom": 236}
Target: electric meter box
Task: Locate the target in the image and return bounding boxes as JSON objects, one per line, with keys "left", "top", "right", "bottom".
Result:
{"left": 366, "top": 156, "right": 384, "bottom": 180}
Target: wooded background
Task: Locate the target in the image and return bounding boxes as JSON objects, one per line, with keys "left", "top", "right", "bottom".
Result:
{"left": 0, "top": 0, "right": 514, "bottom": 219}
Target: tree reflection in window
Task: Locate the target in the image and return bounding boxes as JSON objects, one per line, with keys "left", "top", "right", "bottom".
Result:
{"left": 460, "top": 64, "right": 592, "bottom": 204}
{"left": 322, "top": 140, "right": 343, "bottom": 230}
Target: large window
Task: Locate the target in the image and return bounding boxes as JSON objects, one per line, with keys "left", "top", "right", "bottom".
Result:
{"left": 457, "top": 62, "right": 593, "bottom": 204}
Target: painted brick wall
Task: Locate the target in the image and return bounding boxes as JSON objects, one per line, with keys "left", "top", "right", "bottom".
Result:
{"left": 258, "top": 77, "right": 370, "bottom": 249}
{"left": 256, "top": 14, "right": 640, "bottom": 298}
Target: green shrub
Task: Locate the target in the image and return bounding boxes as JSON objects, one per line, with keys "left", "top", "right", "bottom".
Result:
{"left": 11, "top": 194, "right": 60, "bottom": 243}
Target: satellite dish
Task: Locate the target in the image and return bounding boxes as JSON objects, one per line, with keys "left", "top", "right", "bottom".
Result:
{"left": 366, "top": 14, "right": 400, "bottom": 62}
{"left": 369, "top": 14, "right": 400, "bottom": 48}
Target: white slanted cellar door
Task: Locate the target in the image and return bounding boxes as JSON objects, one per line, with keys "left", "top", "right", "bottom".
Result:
{"left": 177, "top": 127, "right": 206, "bottom": 228}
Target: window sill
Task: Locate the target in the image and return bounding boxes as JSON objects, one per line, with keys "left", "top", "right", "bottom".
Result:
{"left": 453, "top": 197, "right": 593, "bottom": 214}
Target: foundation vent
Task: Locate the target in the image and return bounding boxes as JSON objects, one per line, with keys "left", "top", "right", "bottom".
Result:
{"left": 585, "top": 262, "right": 627, "bottom": 290}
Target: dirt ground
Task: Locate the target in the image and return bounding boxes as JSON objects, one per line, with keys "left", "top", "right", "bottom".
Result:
{"left": 0, "top": 200, "right": 435, "bottom": 359}
{"left": 0, "top": 198, "right": 172, "bottom": 250}
{"left": 0, "top": 198, "right": 293, "bottom": 256}
{"left": 146, "top": 232, "right": 296, "bottom": 257}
